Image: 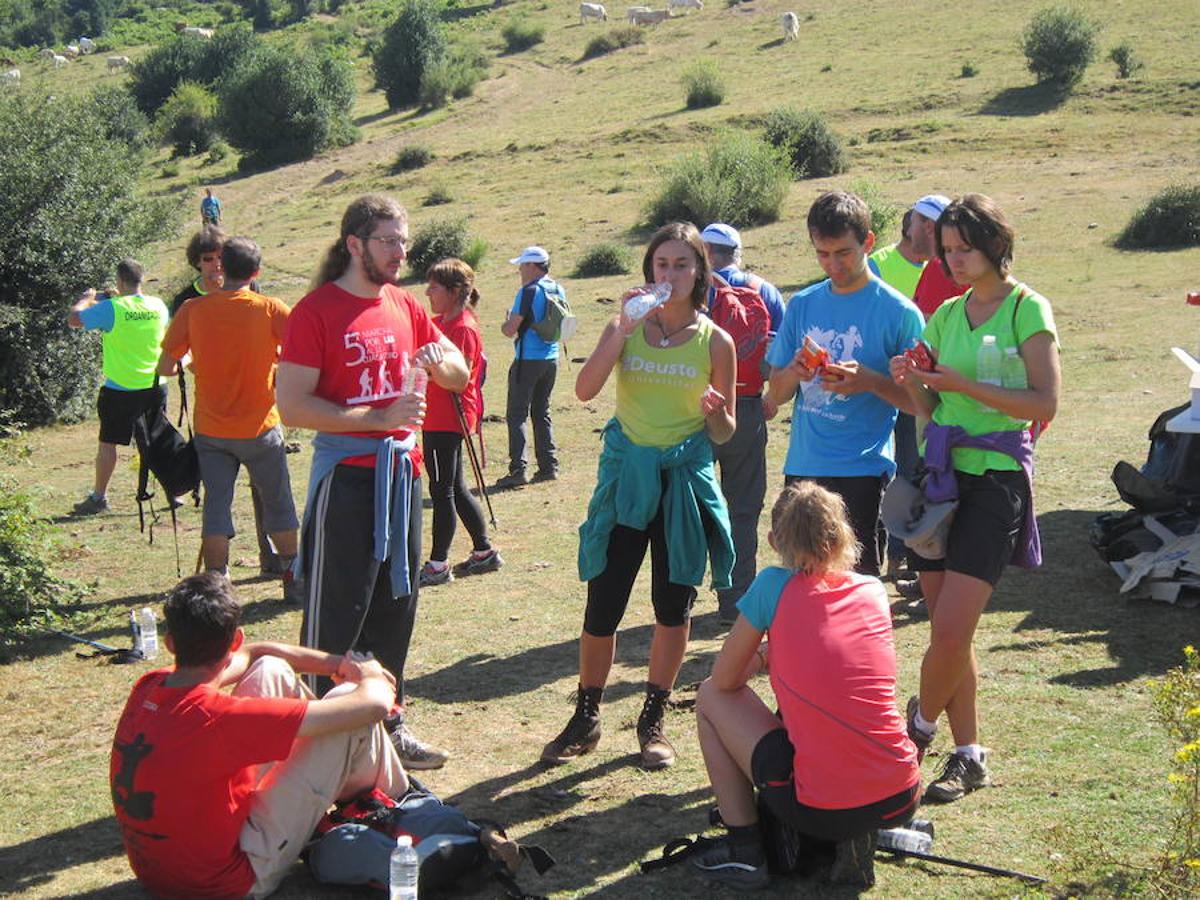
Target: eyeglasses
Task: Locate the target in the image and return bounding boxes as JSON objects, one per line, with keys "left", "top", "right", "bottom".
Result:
{"left": 365, "top": 235, "right": 409, "bottom": 251}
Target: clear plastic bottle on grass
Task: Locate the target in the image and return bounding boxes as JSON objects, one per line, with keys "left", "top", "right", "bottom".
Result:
{"left": 139, "top": 607, "right": 158, "bottom": 659}
{"left": 876, "top": 825, "right": 933, "bottom": 854}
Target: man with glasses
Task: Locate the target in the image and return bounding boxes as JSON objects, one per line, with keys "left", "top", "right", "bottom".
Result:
{"left": 277, "top": 195, "right": 468, "bottom": 771}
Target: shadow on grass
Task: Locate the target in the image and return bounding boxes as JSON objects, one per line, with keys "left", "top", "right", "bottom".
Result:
{"left": 978, "top": 82, "right": 1071, "bottom": 116}
{"left": 0, "top": 814, "right": 126, "bottom": 896}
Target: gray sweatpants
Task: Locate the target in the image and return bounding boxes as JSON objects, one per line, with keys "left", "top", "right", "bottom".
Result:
{"left": 712, "top": 395, "right": 768, "bottom": 618}
{"left": 505, "top": 358, "right": 558, "bottom": 476}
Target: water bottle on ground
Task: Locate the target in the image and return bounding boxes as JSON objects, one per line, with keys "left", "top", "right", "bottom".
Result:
{"left": 139, "top": 607, "right": 158, "bottom": 659}
{"left": 623, "top": 282, "right": 672, "bottom": 322}
{"left": 876, "top": 824, "right": 934, "bottom": 854}
{"left": 389, "top": 834, "right": 419, "bottom": 900}
{"left": 1001, "top": 346, "right": 1027, "bottom": 388}
{"left": 976, "top": 334, "right": 1002, "bottom": 386}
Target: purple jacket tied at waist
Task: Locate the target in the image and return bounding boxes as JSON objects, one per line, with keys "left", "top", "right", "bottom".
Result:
{"left": 922, "top": 423, "right": 1041, "bottom": 569}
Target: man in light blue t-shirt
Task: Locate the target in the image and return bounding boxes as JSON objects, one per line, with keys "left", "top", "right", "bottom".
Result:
{"left": 497, "top": 245, "right": 563, "bottom": 489}
{"left": 766, "top": 191, "right": 924, "bottom": 575}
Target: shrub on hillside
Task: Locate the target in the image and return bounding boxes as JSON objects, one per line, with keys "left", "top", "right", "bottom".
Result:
{"left": 1108, "top": 42, "right": 1143, "bottom": 79}
{"left": 1149, "top": 646, "right": 1200, "bottom": 896}
{"left": 374, "top": 0, "right": 447, "bottom": 110}
{"left": 391, "top": 145, "right": 435, "bottom": 173}
{"left": 158, "top": 82, "right": 219, "bottom": 157}
{"left": 681, "top": 59, "right": 725, "bottom": 109}
{"left": 582, "top": 27, "right": 644, "bottom": 60}
{"left": 130, "top": 25, "right": 261, "bottom": 116}
{"left": 502, "top": 18, "right": 545, "bottom": 53}
{"left": 574, "top": 243, "right": 632, "bottom": 277}
{"left": 849, "top": 179, "right": 900, "bottom": 242}
{"left": 417, "top": 43, "right": 488, "bottom": 109}
{"left": 763, "top": 106, "right": 846, "bottom": 179}
{"left": 0, "top": 91, "right": 176, "bottom": 427}
{"left": 1021, "top": 5, "right": 1098, "bottom": 88}
{"left": 88, "top": 84, "right": 152, "bottom": 150}
{"left": 1116, "top": 185, "right": 1200, "bottom": 250}
{"left": 218, "top": 47, "right": 357, "bottom": 170}
{"left": 424, "top": 183, "right": 454, "bottom": 206}
{"left": 644, "top": 131, "right": 789, "bottom": 228}
{"left": 408, "top": 219, "right": 482, "bottom": 278}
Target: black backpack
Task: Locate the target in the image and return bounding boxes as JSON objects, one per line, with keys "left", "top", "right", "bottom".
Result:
{"left": 132, "top": 373, "right": 200, "bottom": 568}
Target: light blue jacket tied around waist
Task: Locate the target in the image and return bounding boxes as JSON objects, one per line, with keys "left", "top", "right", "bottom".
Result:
{"left": 578, "top": 418, "right": 734, "bottom": 589}
{"left": 298, "top": 431, "right": 417, "bottom": 598}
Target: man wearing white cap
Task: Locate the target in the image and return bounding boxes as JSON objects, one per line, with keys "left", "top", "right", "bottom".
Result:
{"left": 700, "top": 223, "right": 785, "bottom": 622}
{"left": 908, "top": 194, "right": 966, "bottom": 318}
{"left": 497, "top": 246, "right": 566, "bottom": 488}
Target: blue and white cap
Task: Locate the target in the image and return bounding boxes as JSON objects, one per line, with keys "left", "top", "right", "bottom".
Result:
{"left": 509, "top": 246, "right": 550, "bottom": 265}
{"left": 700, "top": 223, "right": 741, "bottom": 249}
{"left": 912, "top": 194, "right": 951, "bottom": 221}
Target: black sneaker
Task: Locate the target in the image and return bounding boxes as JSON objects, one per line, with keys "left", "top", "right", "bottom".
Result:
{"left": 924, "top": 750, "right": 990, "bottom": 803}
{"left": 530, "top": 468, "right": 558, "bottom": 483}
{"left": 829, "top": 831, "right": 876, "bottom": 887}
{"left": 72, "top": 494, "right": 109, "bottom": 516}
{"left": 457, "top": 548, "right": 503, "bottom": 576}
{"left": 691, "top": 837, "right": 770, "bottom": 890}
{"left": 541, "top": 686, "right": 602, "bottom": 764}
{"left": 494, "top": 471, "right": 528, "bottom": 490}
{"left": 906, "top": 695, "right": 934, "bottom": 764}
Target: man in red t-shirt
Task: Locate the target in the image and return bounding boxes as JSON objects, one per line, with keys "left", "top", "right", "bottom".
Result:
{"left": 110, "top": 572, "right": 407, "bottom": 898}
{"left": 277, "top": 195, "right": 468, "bottom": 772}
{"left": 909, "top": 194, "right": 966, "bottom": 318}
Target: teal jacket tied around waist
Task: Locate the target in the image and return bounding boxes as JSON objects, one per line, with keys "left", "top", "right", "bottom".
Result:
{"left": 578, "top": 418, "right": 734, "bottom": 589}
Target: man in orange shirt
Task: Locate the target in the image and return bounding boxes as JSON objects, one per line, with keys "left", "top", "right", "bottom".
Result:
{"left": 159, "top": 237, "right": 300, "bottom": 599}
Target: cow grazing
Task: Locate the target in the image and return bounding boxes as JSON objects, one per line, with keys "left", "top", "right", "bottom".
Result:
{"left": 2, "top": 68, "right": 20, "bottom": 87}
{"left": 782, "top": 11, "right": 800, "bottom": 41}
{"left": 630, "top": 8, "right": 670, "bottom": 25}
{"left": 182, "top": 26, "right": 214, "bottom": 38}
{"left": 107, "top": 55, "right": 131, "bottom": 73}
{"left": 52, "top": 54, "right": 68, "bottom": 69}
{"left": 626, "top": 5, "right": 650, "bottom": 21}
{"left": 668, "top": 0, "right": 702, "bottom": 12}
{"left": 579, "top": 3, "right": 607, "bottom": 23}
{"left": 78, "top": 37, "right": 95, "bottom": 54}
{"left": 64, "top": 44, "right": 80, "bottom": 58}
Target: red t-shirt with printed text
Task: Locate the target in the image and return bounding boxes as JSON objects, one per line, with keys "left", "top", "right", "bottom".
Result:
{"left": 425, "top": 307, "right": 483, "bottom": 433}
{"left": 282, "top": 282, "right": 443, "bottom": 472}
{"left": 110, "top": 670, "right": 307, "bottom": 899}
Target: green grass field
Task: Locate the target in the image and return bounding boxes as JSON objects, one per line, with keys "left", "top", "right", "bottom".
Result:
{"left": 2, "top": 0, "right": 1200, "bottom": 896}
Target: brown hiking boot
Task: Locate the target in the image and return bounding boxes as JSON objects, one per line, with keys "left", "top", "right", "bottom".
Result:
{"left": 541, "top": 686, "right": 602, "bottom": 764}
{"left": 637, "top": 684, "right": 676, "bottom": 769}
{"left": 829, "top": 831, "right": 876, "bottom": 887}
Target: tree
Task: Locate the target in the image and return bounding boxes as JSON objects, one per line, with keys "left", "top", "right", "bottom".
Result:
{"left": 129, "top": 25, "right": 261, "bottom": 117}
{"left": 0, "top": 91, "right": 176, "bottom": 426}
{"left": 1021, "top": 5, "right": 1099, "bottom": 88}
{"left": 373, "top": 0, "right": 447, "bottom": 110}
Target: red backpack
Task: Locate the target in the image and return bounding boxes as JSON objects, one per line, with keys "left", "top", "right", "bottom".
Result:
{"left": 708, "top": 273, "right": 773, "bottom": 397}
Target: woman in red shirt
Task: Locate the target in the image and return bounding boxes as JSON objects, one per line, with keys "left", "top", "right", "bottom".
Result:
{"left": 418, "top": 259, "right": 502, "bottom": 585}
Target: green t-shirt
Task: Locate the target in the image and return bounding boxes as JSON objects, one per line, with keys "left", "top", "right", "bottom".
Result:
{"left": 868, "top": 243, "right": 924, "bottom": 300}
{"left": 616, "top": 316, "right": 714, "bottom": 448}
{"left": 924, "top": 283, "right": 1058, "bottom": 474}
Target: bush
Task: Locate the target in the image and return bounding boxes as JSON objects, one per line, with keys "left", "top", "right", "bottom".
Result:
{"left": 158, "top": 82, "right": 219, "bottom": 157}
{"left": 849, "top": 179, "right": 901, "bottom": 241}
{"left": 582, "top": 27, "right": 644, "bottom": 60}
{"left": 463, "top": 237, "right": 488, "bottom": 271}
{"left": 407, "top": 219, "right": 480, "bottom": 278}
{"left": 129, "top": 25, "right": 261, "bottom": 116}
{"left": 1116, "top": 185, "right": 1200, "bottom": 250}
{"left": 391, "top": 145, "right": 435, "bottom": 173}
{"left": 574, "top": 243, "right": 632, "bottom": 277}
{"left": 1021, "top": 5, "right": 1098, "bottom": 88}
{"left": 87, "top": 85, "right": 152, "bottom": 151}
{"left": 644, "top": 131, "right": 789, "bottom": 228}
{"left": 502, "top": 18, "right": 545, "bottom": 53}
{"left": 960, "top": 62, "right": 978, "bottom": 78}
{"left": 417, "top": 42, "right": 488, "bottom": 109}
{"left": 423, "top": 183, "right": 454, "bottom": 206}
{"left": 218, "top": 47, "right": 357, "bottom": 170}
{"left": 0, "top": 91, "right": 176, "bottom": 427}
{"left": 681, "top": 59, "right": 725, "bottom": 109}
{"left": 374, "top": 0, "right": 447, "bottom": 110}
{"left": 763, "top": 106, "right": 847, "bottom": 179}
{"left": 1149, "top": 646, "right": 1200, "bottom": 896}
{"left": 1109, "top": 42, "right": 1143, "bottom": 79}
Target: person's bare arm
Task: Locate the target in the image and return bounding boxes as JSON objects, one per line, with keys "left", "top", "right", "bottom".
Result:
{"left": 67, "top": 288, "right": 99, "bottom": 329}
{"left": 710, "top": 617, "right": 767, "bottom": 691}
{"left": 575, "top": 316, "right": 629, "bottom": 401}
{"left": 297, "top": 661, "right": 397, "bottom": 738}
{"left": 414, "top": 336, "right": 469, "bottom": 393}
{"left": 822, "top": 360, "right": 917, "bottom": 412}
{"left": 767, "top": 349, "right": 816, "bottom": 409}
{"left": 703, "top": 327, "right": 737, "bottom": 444}
{"left": 276, "top": 361, "right": 425, "bottom": 433}
{"left": 500, "top": 310, "right": 522, "bottom": 338}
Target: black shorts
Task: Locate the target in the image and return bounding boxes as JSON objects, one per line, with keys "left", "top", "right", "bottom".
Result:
{"left": 785, "top": 474, "right": 886, "bottom": 576}
{"left": 908, "top": 469, "right": 1028, "bottom": 586}
{"left": 97, "top": 384, "right": 167, "bottom": 446}
{"left": 751, "top": 728, "right": 919, "bottom": 843}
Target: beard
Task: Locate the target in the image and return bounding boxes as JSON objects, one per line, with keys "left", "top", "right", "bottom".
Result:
{"left": 362, "top": 249, "right": 401, "bottom": 288}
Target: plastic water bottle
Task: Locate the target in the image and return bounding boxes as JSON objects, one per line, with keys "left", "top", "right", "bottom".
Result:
{"left": 976, "top": 334, "right": 1002, "bottom": 386}
{"left": 402, "top": 356, "right": 428, "bottom": 398}
{"left": 139, "top": 607, "right": 158, "bottom": 659}
{"left": 1001, "top": 346, "right": 1027, "bottom": 388}
{"left": 623, "top": 282, "right": 673, "bottom": 322}
{"left": 129, "top": 611, "right": 143, "bottom": 657}
{"left": 389, "top": 835, "right": 419, "bottom": 900}
{"left": 877, "top": 825, "right": 933, "bottom": 854}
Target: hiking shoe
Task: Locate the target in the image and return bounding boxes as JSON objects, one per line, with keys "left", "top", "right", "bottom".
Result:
{"left": 494, "top": 471, "right": 528, "bottom": 490}
{"left": 260, "top": 553, "right": 288, "bottom": 576}
{"left": 829, "top": 831, "right": 876, "bottom": 887}
{"left": 530, "top": 468, "right": 558, "bottom": 484}
{"left": 691, "top": 837, "right": 770, "bottom": 890}
{"left": 924, "top": 750, "right": 990, "bottom": 803}
{"left": 541, "top": 685, "right": 603, "bottom": 764}
{"left": 72, "top": 494, "right": 109, "bottom": 516}
{"left": 418, "top": 560, "right": 453, "bottom": 587}
{"left": 390, "top": 722, "right": 449, "bottom": 770}
{"left": 282, "top": 570, "right": 305, "bottom": 605}
{"left": 457, "top": 548, "right": 503, "bottom": 576}
{"left": 906, "top": 695, "right": 934, "bottom": 764}
{"left": 637, "top": 684, "right": 676, "bottom": 770}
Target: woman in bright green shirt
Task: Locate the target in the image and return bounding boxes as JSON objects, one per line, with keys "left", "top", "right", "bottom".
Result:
{"left": 890, "top": 194, "right": 1060, "bottom": 804}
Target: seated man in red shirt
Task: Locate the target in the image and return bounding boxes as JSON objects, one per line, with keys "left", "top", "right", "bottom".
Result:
{"left": 110, "top": 573, "right": 408, "bottom": 898}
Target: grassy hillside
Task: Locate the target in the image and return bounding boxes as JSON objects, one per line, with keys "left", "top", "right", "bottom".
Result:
{"left": 2, "top": 0, "right": 1200, "bottom": 896}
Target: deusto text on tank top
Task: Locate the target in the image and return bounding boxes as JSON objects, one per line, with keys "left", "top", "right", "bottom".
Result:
{"left": 622, "top": 353, "right": 700, "bottom": 383}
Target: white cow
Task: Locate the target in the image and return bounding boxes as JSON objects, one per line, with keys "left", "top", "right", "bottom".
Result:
{"left": 38, "top": 48, "right": 56, "bottom": 60}
{"left": 626, "top": 5, "right": 650, "bottom": 21}
{"left": 78, "top": 37, "right": 95, "bottom": 54}
{"left": 668, "top": 0, "right": 702, "bottom": 12}
{"left": 2, "top": 68, "right": 19, "bottom": 87}
{"left": 630, "top": 8, "right": 670, "bottom": 25}
{"left": 107, "top": 55, "right": 131, "bottom": 73}
{"left": 64, "top": 44, "right": 80, "bottom": 58}
{"left": 782, "top": 11, "right": 800, "bottom": 41}
{"left": 578, "top": 3, "right": 604, "bottom": 23}
{"left": 183, "top": 26, "right": 215, "bottom": 38}
{"left": 52, "top": 54, "right": 68, "bottom": 69}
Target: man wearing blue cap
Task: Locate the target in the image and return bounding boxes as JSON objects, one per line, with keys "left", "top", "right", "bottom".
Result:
{"left": 497, "top": 246, "right": 565, "bottom": 488}
{"left": 700, "top": 223, "right": 785, "bottom": 330}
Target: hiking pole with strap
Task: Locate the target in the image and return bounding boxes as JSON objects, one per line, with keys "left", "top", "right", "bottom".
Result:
{"left": 877, "top": 847, "right": 1046, "bottom": 884}
{"left": 452, "top": 393, "right": 497, "bottom": 528}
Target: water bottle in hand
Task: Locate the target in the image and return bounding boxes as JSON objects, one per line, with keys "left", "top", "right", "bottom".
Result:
{"left": 389, "top": 835, "right": 419, "bottom": 900}
{"left": 623, "top": 282, "right": 672, "bottom": 322}
{"left": 401, "top": 351, "right": 428, "bottom": 398}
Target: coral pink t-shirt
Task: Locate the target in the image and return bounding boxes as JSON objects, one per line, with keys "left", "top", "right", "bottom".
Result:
{"left": 425, "top": 307, "right": 483, "bottom": 433}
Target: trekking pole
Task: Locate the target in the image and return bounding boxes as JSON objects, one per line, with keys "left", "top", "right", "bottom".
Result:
{"left": 452, "top": 394, "right": 497, "bottom": 529}
{"left": 879, "top": 848, "right": 1046, "bottom": 884}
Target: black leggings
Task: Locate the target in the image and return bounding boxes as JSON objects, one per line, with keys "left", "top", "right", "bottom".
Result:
{"left": 424, "top": 430, "right": 490, "bottom": 562}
